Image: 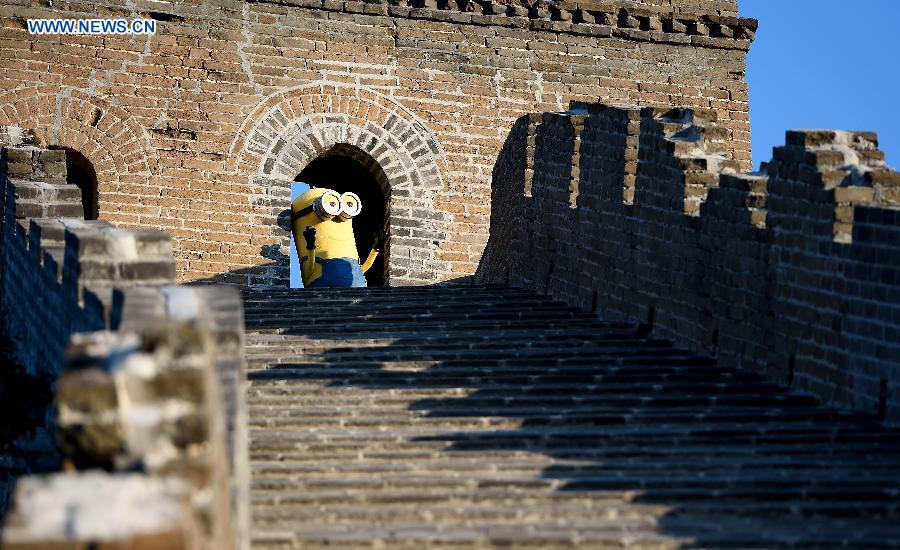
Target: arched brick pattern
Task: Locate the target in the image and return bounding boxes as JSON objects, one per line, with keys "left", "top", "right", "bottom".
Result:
{"left": 230, "top": 83, "right": 450, "bottom": 287}
{"left": 0, "top": 88, "right": 157, "bottom": 225}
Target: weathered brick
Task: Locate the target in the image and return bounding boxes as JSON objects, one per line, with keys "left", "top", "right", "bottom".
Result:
{"left": 0, "top": 0, "right": 751, "bottom": 287}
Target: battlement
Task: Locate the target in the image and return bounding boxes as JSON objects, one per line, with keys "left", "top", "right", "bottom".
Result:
{"left": 0, "top": 133, "right": 249, "bottom": 548}
{"left": 478, "top": 102, "right": 900, "bottom": 424}
{"left": 1, "top": 145, "right": 178, "bottom": 379}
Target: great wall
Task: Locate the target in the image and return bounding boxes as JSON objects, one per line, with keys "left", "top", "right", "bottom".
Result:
{"left": 1, "top": 0, "right": 899, "bottom": 548}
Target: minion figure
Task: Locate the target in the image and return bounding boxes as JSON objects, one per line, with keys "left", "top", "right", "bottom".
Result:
{"left": 291, "top": 187, "right": 382, "bottom": 288}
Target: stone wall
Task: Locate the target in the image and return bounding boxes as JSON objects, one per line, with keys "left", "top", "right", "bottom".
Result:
{"left": 0, "top": 133, "right": 249, "bottom": 548}
{"left": 0, "top": 0, "right": 754, "bottom": 286}
{"left": 115, "top": 285, "right": 251, "bottom": 549}
{"left": 4, "top": 322, "right": 233, "bottom": 549}
{"left": 477, "top": 102, "right": 900, "bottom": 424}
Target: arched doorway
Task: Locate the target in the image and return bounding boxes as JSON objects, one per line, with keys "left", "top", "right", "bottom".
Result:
{"left": 49, "top": 146, "right": 99, "bottom": 220}
{"left": 295, "top": 145, "right": 389, "bottom": 287}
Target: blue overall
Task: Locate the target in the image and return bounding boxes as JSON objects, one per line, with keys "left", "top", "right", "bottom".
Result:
{"left": 302, "top": 256, "right": 367, "bottom": 288}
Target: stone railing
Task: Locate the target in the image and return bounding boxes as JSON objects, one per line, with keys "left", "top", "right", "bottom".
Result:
{"left": 478, "top": 103, "right": 900, "bottom": 424}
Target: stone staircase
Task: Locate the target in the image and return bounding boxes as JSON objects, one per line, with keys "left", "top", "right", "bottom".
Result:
{"left": 243, "top": 284, "right": 900, "bottom": 549}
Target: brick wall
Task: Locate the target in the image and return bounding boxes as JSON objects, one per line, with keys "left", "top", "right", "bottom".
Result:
{"left": 476, "top": 102, "right": 900, "bottom": 424}
{"left": 0, "top": 0, "right": 754, "bottom": 286}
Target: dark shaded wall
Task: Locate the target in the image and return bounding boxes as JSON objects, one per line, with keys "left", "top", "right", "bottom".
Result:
{"left": 0, "top": 145, "right": 176, "bottom": 381}
{"left": 0, "top": 136, "right": 176, "bottom": 516}
{"left": 477, "top": 102, "right": 900, "bottom": 423}
{"left": 1, "top": 146, "right": 104, "bottom": 381}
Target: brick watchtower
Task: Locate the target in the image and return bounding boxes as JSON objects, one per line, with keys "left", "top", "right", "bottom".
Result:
{"left": 0, "top": 0, "right": 755, "bottom": 286}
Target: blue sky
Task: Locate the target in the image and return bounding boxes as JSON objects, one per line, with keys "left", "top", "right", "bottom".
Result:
{"left": 740, "top": 0, "right": 899, "bottom": 170}
{"left": 289, "top": 182, "right": 309, "bottom": 288}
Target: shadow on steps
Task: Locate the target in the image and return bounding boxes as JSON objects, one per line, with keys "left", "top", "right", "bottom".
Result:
{"left": 243, "top": 284, "right": 900, "bottom": 548}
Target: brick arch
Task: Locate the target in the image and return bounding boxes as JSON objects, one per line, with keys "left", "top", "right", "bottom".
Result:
{"left": 228, "top": 82, "right": 446, "bottom": 181}
{"left": 0, "top": 89, "right": 156, "bottom": 224}
{"left": 231, "top": 83, "right": 451, "bottom": 286}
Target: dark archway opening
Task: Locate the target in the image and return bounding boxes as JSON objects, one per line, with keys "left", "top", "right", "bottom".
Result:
{"left": 50, "top": 147, "right": 99, "bottom": 220}
{"left": 295, "top": 146, "right": 389, "bottom": 287}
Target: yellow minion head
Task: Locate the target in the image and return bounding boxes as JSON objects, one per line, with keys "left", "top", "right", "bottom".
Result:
{"left": 291, "top": 187, "right": 362, "bottom": 260}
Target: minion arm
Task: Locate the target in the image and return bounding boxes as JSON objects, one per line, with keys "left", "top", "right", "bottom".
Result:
{"left": 301, "top": 226, "right": 317, "bottom": 282}
{"left": 301, "top": 250, "right": 317, "bottom": 282}
{"left": 361, "top": 248, "right": 379, "bottom": 273}
{"left": 362, "top": 231, "right": 386, "bottom": 273}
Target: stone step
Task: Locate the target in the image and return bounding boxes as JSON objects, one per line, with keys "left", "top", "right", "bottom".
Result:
{"left": 246, "top": 369, "right": 730, "bottom": 386}
{"left": 252, "top": 472, "right": 898, "bottom": 517}
{"left": 244, "top": 359, "right": 731, "bottom": 373}
{"left": 242, "top": 285, "right": 900, "bottom": 548}
{"left": 245, "top": 344, "right": 693, "bottom": 362}
{"left": 244, "top": 305, "right": 592, "bottom": 322}
{"left": 249, "top": 474, "right": 900, "bottom": 495}
{"left": 248, "top": 317, "right": 606, "bottom": 336}
{"left": 250, "top": 501, "right": 900, "bottom": 527}
{"left": 245, "top": 348, "right": 696, "bottom": 364}
{"left": 243, "top": 294, "right": 569, "bottom": 310}
{"left": 248, "top": 426, "right": 900, "bottom": 452}
{"left": 249, "top": 516, "right": 900, "bottom": 549}
{"left": 245, "top": 333, "right": 664, "bottom": 358}
{"left": 243, "top": 297, "right": 568, "bottom": 312}
{"left": 251, "top": 521, "right": 690, "bottom": 550}
{"left": 244, "top": 327, "right": 641, "bottom": 345}
{"left": 249, "top": 483, "right": 900, "bottom": 506}
{"left": 251, "top": 501, "right": 672, "bottom": 525}
{"left": 249, "top": 454, "right": 900, "bottom": 475}
{"left": 246, "top": 311, "right": 600, "bottom": 330}
{"left": 249, "top": 468, "right": 900, "bottom": 491}
{"left": 248, "top": 441, "right": 900, "bottom": 462}
{"left": 247, "top": 404, "right": 869, "bottom": 427}
{"left": 245, "top": 328, "right": 642, "bottom": 344}
{"left": 246, "top": 354, "right": 724, "bottom": 369}
{"left": 242, "top": 283, "right": 525, "bottom": 296}
{"left": 247, "top": 391, "right": 819, "bottom": 410}
{"left": 247, "top": 379, "right": 790, "bottom": 397}
{"left": 245, "top": 358, "right": 724, "bottom": 375}
{"left": 248, "top": 442, "right": 900, "bottom": 464}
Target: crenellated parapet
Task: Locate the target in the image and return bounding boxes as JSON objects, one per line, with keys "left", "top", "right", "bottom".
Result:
{"left": 4, "top": 324, "right": 231, "bottom": 550}
{"left": 768, "top": 130, "right": 898, "bottom": 242}
{"left": 638, "top": 106, "right": 739, "bottom": 215}
{"left": 0, "top": 128, "right": 249, "bottom": 548}
{"left": 704, "top": 172, "right": 768, "bottom": 230}
{"left": 1, "top": 143, "right": 177, "bottom": 377}
{"left": 478, "top": 103, "right": 900, "bottom": 424}
{"left": 2, "top": 285, "right": 250, "bottom": 549}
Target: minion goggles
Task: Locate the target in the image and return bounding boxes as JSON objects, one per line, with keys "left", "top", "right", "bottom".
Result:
{"left": 292, "top": 191, "right": 362, "bottom": 222}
